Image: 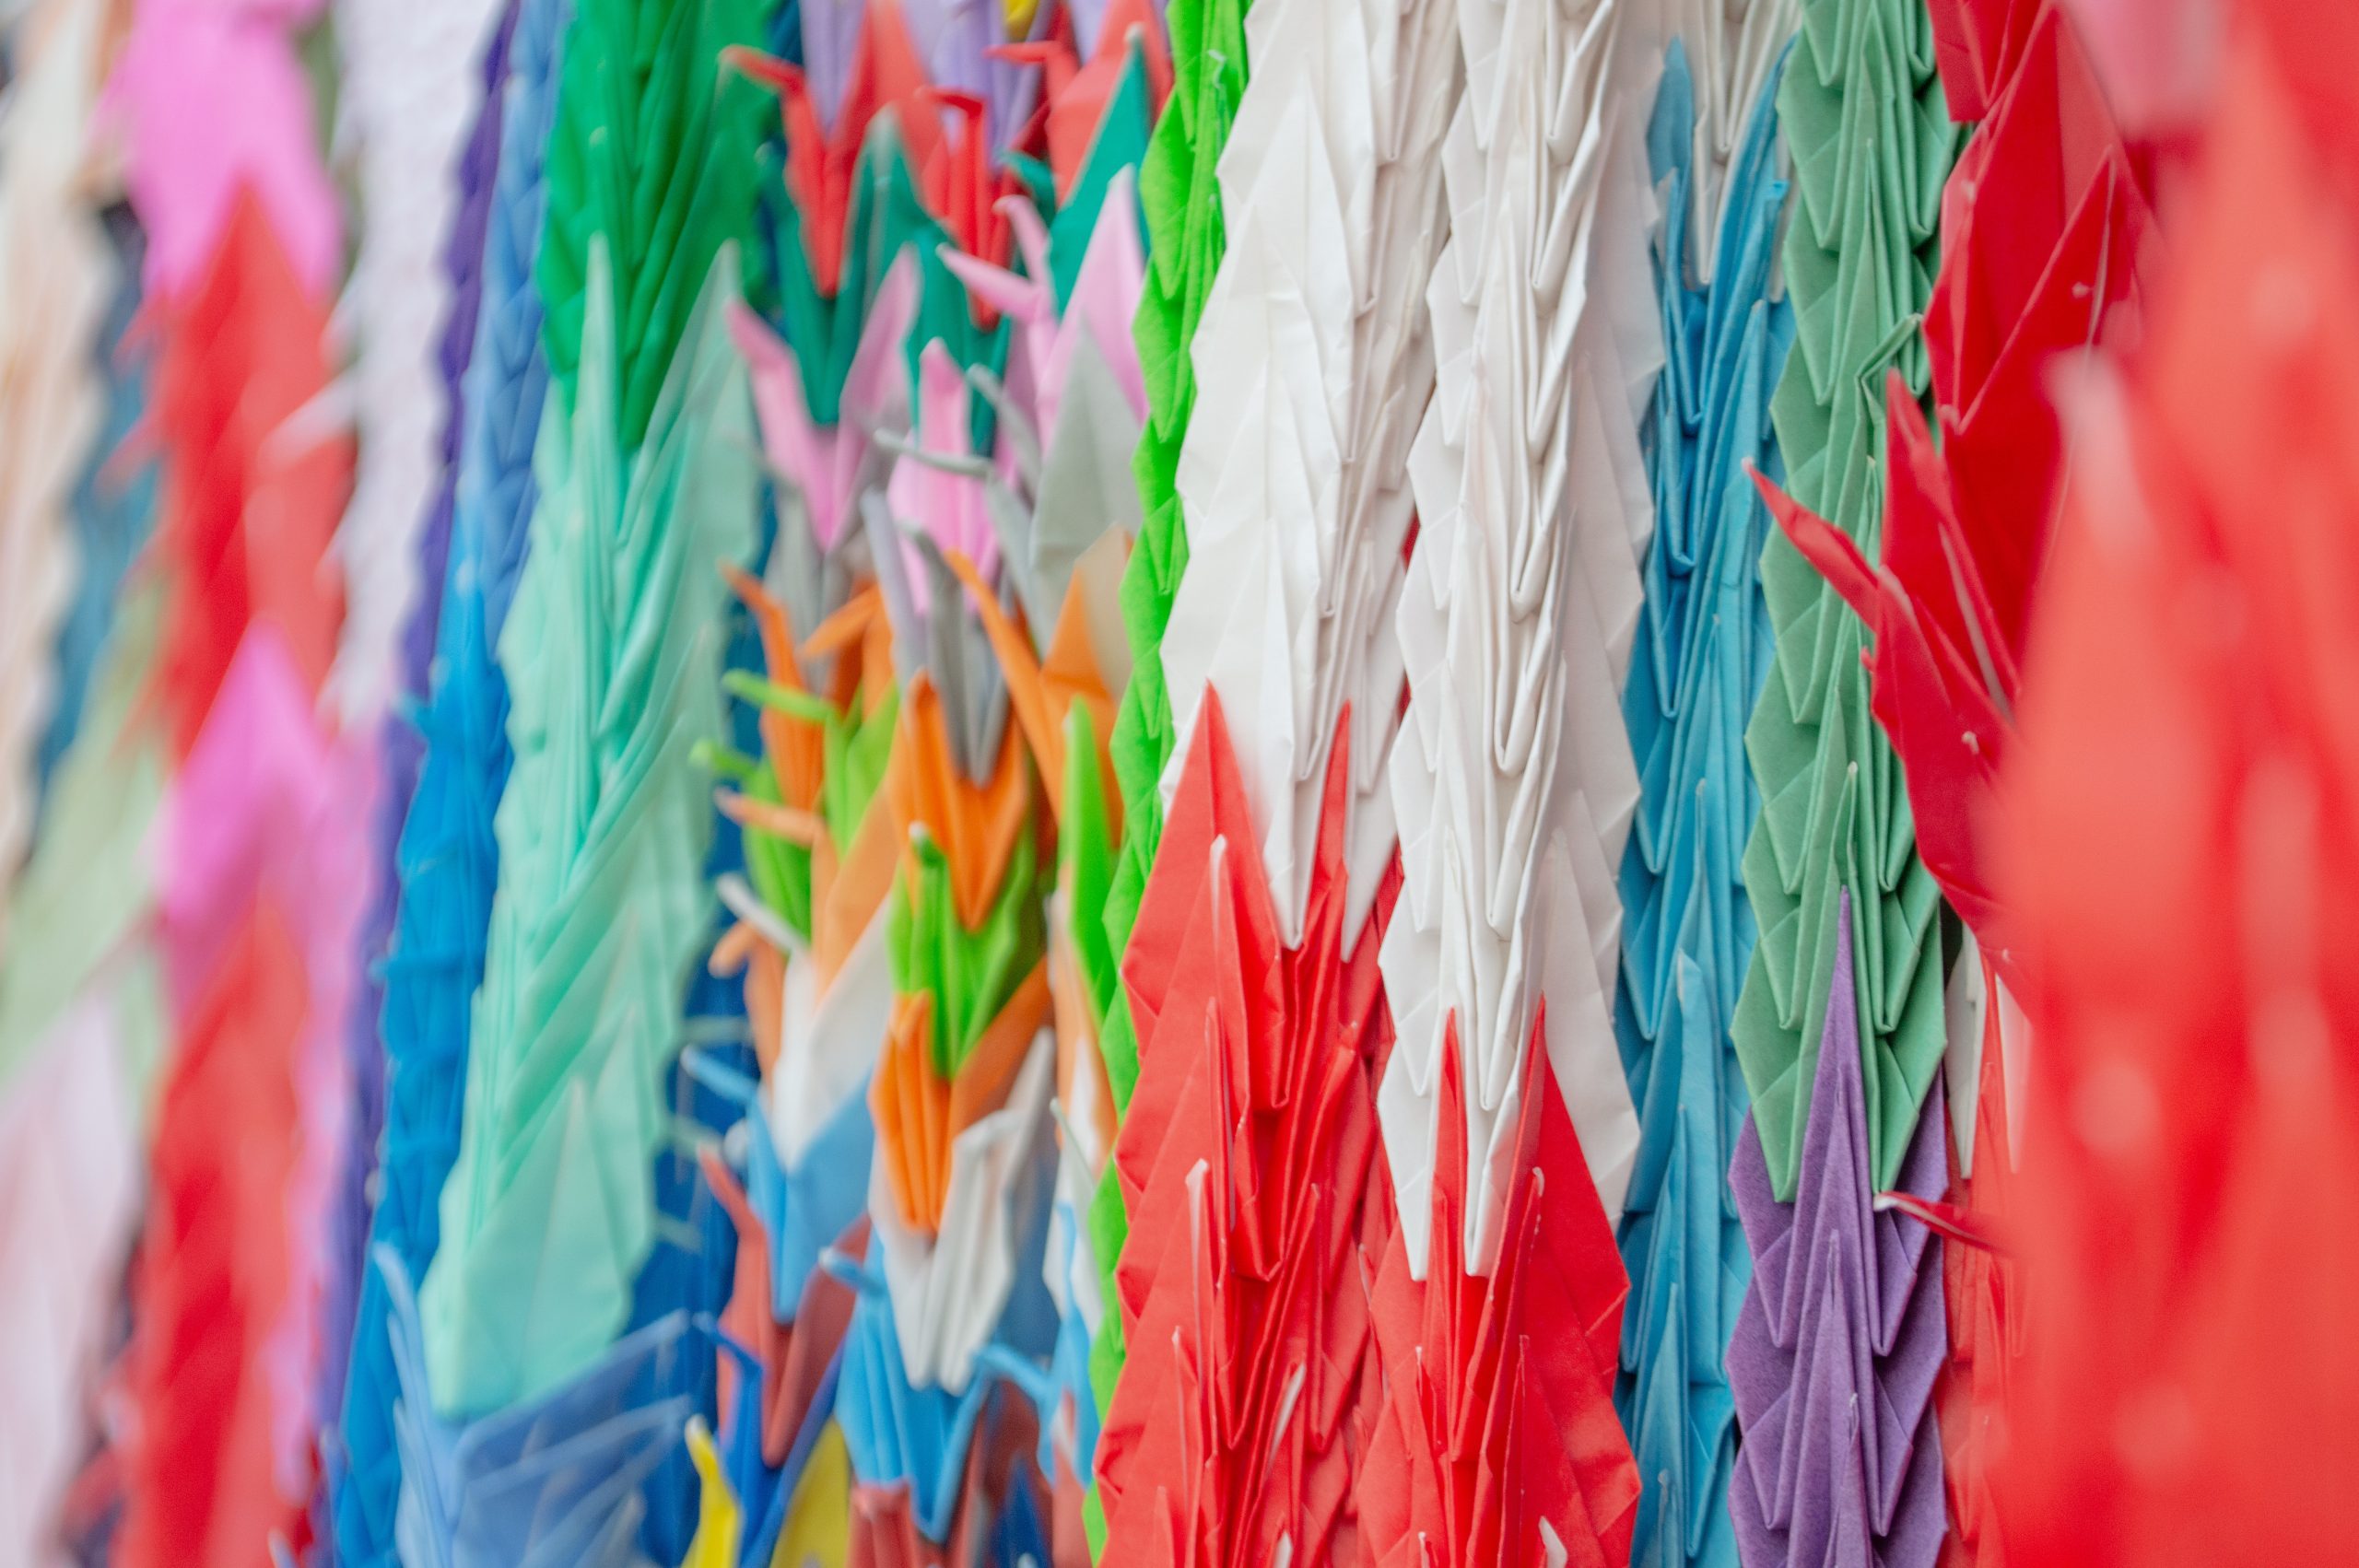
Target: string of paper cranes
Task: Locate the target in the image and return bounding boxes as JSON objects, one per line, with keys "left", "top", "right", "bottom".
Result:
{"left": 0, "top": 0, "right": 2353, "bottom": 1565}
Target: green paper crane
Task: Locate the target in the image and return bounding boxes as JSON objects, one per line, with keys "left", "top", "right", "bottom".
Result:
{"left": 536, "top": 0, "right": 773, "bottom": 446}
{"left": 1733, "top": 0, "right": 1965, "bottom": 1200}
{"left": 1082, "top": 0, "right": 1250, "bottom": 1548}
{"left": 419, "top": 243, "right": 758, "bottom": 1415}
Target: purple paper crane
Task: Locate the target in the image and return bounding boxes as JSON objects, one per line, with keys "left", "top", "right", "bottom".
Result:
{"left": 1727, "top": 893, "right": 1949, "bottom": 1568}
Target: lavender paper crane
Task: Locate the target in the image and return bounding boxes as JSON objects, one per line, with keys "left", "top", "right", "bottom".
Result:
{"left": 1727, "top": 893, "right": 1948, "bottom": 1568}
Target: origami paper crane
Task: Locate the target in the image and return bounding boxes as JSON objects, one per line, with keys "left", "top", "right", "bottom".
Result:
{"left": 534, "top": 0, "right": 772, "bottom": 450}
{"left": 399, "top": 0, "right": 522, "bottom": 696}
{"left": 319, "top": 7, "right": 517, "bottom": 1514}
{"left": 2041, "top": 0, "right": 2215, "bottom": 135}
{"left": 830, "top": 1229, "right": 1055, "bottom": 1557}
{"left": 699, "top": 526, "right": 902, "bottom": 1368}
{"left": 1359, "top": 1024, "right": 1640, "bottom": 1568}
{"left": 687, "top": 19, "right": 1169, "bottom": 1559}
{"left": 1084, "top": 4, "right": 1252, "bottom": 1446}
{"left": 1734, "top": 0, "right": 1963, "bottom": 1201}
{"left": 1993, "top": 11, "right": 2359, "bottom": 1559}
{"left": 378, "top": 1250, "right": 703, "bottom": 1568}
{"left": 0, "top": 597, "right": 166, "bottom": 1568}
{"left": 38, "top": 204, "right": 158, "bottom": 801}
{"left": 1931, "top": 938, "right": 2016, "bottom": 1568}
{"left": 1656, "top": 2, "right": 1805, "bottom": 289}
{"left": 123, "top": 629, "right": 370, "bottom": 1568}
{"left": 929, "top": 150, "right": 1152, "bottom": 1548}
{"left": 0, "top": 18, "right": 170, "bottom": 1523}
{"left": 1381, "top": 0, "right": 1656, "bottom": 1278}
{"left": 101, "top": 0, "right": 344, "bottom": 298}
{"left": 747, "top": 0, "right": 1007, "bottom": 301}
{"left": 1156, "top": 0, "right": 1454, "bottom": 953}
{"left": 0, "top": 591, "right": 167, "bottom": 1100}
{"left": 145, "top": 193, "right": 350, "bottom": 757}
{"left": 419, "top": 246, "right": 758, "bottom": 1416}
{"left": 1094, "top": 693, "right": 1398, "bottom": 1568}
{"left": 120, "top": 898, "right": 319, "bottom": 1568}
{"left": 328, "top": 0, "right": 512, "bottom": 729}
{"left": 94, "top": 0, "right": 365, "bottom": 1540}
{"left": 1726, "top": 896, "right": 1948, "bottom": 1568}
{"left": 1922, "top": 0, "right": 2040, "bottom": 119}
{"left": 693, "top": 1129, "right": 862, "bottom": 1475}
{"left": 0, "top": 989, "right": 146, "bottom": 1568}
{"left": 337, "top": 0, "right": 569, "bottom": 1553}
{"left": 1613, "top": 35, "right": 1795, "bottom": 1568}
{"left": 0, "top": 0, "right": 114, "bottom": 952}
{"left": 1739, "top": 25, "right": 2142, "bottom": 1561}
{"left": 1758, "top": 2, "right": 2155, "bottom": 973}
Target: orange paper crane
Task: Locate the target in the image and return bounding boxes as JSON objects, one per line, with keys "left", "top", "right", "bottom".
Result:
{"left": 864, "top": 666, "right": 1052, "bottom": 1238}
{"left": 945, "top": 544, "right": 1127, "bottom": 1170}
{"left": 710, "top": 570, "right": 902, "bottom": 1077}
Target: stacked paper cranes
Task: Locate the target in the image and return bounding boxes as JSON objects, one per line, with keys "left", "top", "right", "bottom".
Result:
{"left": 82, "top": 2, "right": 360, "bottom": 1564}
{"left": 383, "top": 0, "right": 779, "bottom": 1561}
{"left": 335, "top": 0, "right": 569, "bottom": 1558}
{"left": 1362, "top": 0, "right": 1663, "bottom": 1559}
{"left": 1612, "top": 11, "right": 1796, "bottom": 1568}
{"left": 319, "top": 0, "right": 519, "bottom": 1504}
{"left": 669, "top": 5, "right": 1172, "bottom": 1564}
{"left": 1735, "top": 0, "right": 1961, "bottom": 1209}
{"left": 1993, "top": 0, "right": 2359, "bottom": 1561}
{"left": 1716, "top": 0, "right": 1966, "bottom": 1557}
{"left": 0, "top": 0, "right": 110, "bottom": 956}
{"left": 1079, "top": 0, "right": 1249, "bottom": 1512}
{"left": 1092, "top": 0, "right": 1456, "bottom": 1554}
{"left": 17, "top": 0, "right": 2359, "bottom": 1564}
{"left": 1726, "top": 897, "right": 1950, "bottom": 1568}
{"left": 1753, "top": 8, "right": 2154, "bottom": 1566}
{"left": 0, "top": 9, "right": 163, "bottom": 1562}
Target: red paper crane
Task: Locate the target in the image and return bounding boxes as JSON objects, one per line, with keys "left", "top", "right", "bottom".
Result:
{"left": 1356, "top": 1018, "right": 1637, "bottom": 1568}
{"left": 1924, "top": 0, "right": 2042, "bottom": 120}
{"left": 992, "top": 0, "right": 1173, "bottom": 201}
{"left": 734, "top": 6, "right": 943, "bottom": 298}
{"left": 1933, "top": 962, "right": 2020, "bottom": 1568}
{"left": 701, "top": 1151, "right": 864, "bottom": 1468}
{"left": 118, "top": 902, "right": 314, "bottom": 1568}
{"left": 734, "top": 1, "right": 1027, "bottom": 299}
{"left": 147, "top": 191, "right": 349, "bottom": 758}
{"left": 1094, "top": 691, "right": 1399, "bottom": 1568}
{"left": 1993, "top": 8, "right": 2359, "bottom": 1562}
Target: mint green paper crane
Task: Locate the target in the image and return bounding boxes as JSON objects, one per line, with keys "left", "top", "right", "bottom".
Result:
{"left": 420, "top": 242, "right": 758, "bottom": 1416}
{"left": 1733, "top": 0, "right": 1963, "bottom": 1200}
